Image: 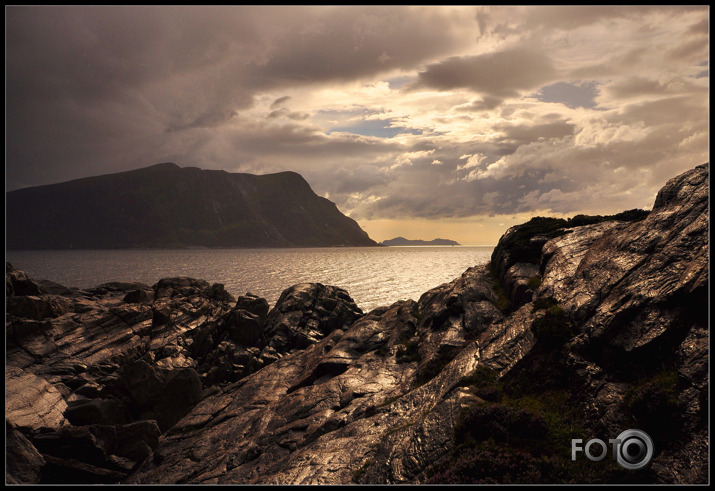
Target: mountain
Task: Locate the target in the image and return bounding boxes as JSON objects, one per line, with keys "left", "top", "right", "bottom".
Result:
{"left": 380, "top": 237, "right": 461, "bottom": 246}
{"left": 6, "top": 162, "right": 377, "bottom": 249}
{"left": 5, "top": 163, "right": 708, "bottom": 484}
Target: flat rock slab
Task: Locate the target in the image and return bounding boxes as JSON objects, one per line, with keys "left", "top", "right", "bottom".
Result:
{"left": 6, "top": 367, "right": 68, "bottom": 430}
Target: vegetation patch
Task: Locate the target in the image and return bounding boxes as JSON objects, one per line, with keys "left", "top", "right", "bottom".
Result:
{"left": 426, "top": 440, "right": 564, "bottom": 484}
{"left": 624, "top": 369, "right": 682, "bottom": 443}
{"left": 396, "top": 338, "right": 421, "bottom": 364}
{"left": 427, "top": 389, "right": 626, "bottom": 484}
{"left": 496, "top": 217, "right": 570, "bottom": 265}
{"left": 531, "top": 295, "right": 559, "bottom": 312}
{"left": 459, "top": 365, "right": 504, "bottom": 402}
{"left": 531, "top": 304, "right": 576, "bottom": 347}
{"left": 488, "top": 262, "right": 514, "bottom": 315}
{"left": 375, "top": 344, "right": 391, "bottom": 357}
{"left": 527, "top": 275, "right": 542, "bottom": 290}
{"left": 567, "top": 209, "right": 649, "bottom": 227}
{"left": 501, "top": 391, "right": 585, "bottom": 455}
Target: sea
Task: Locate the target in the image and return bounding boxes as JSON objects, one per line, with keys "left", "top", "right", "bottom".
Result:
{"left": 6, "top": 246, "right": 494, "bottom": 313}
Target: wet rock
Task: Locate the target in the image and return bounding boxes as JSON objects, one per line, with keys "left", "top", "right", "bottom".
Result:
{"left": 6, "top": 421, "right": 46, "bottom": 484}
{"left": 6, "top": 368, "right": 68, "bottom": 430}
{"left": 6, "top": 262, "right": 42, "bottom": 297}
{"left": 262, "top": 283, "right": 363, "bottom": 354}
{"left": 64, "top": 399, "right": 132, "bottom": 426}
{"left": 227, "top": 309, "right": 263, "bottom": 347}
{"left": 32, "top": 425, "right": 111, "bottom": 467}
{"left": 128, "top": 267, "right": 500, "bottom": 484}
{"left": 236, "top": 293, "right": 270, "bottom": 321}
{"left": 6, "top": 295, "right": 69, "bottom": 320}
{"left": 209, "top": 283, "right": 236, "bottom": 303}
{"left": 123, "top": 289, "right": 153, "bottom": 304}
{"left": 38, "top": 279, "right": 82, "bottom": 297}
{"left": 151, "top": 305, "right": 172, "bottom": 328}
{"left": 41, "top": 454, "right": 128, "bottom": 484}
{"left": 502, "top": 262, "right": 539, "bottom": 307}
{"left": 117, "top": 360, "right": 203, "bottom": 431}
{"left": 113, "top": 420, "right": 161, "bottom": 463}
{"left": 153, "top": 368, "right": 204, "bottom": 431}
{"left": 154, "top": 277, "right": 210, "bottom": 299}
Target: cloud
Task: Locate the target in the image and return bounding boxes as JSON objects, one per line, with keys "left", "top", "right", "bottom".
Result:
{"left": 246, "top": 6, "right": 479, "bottom": 88}
{"left": 415, "top": 47, "right": 556, "bottom": 97}
{"left": 266, "top": 107, "right": 310, "bottom": 120}
{"left": 453, "top": 96, "right": 505, "bottom": 112}
{"left": 5, "top": 5, "right": 709, "bottom": 246}
{"left": 493, "top": 121, "right": 576, "bottom": 145}
{"left": 270, "top": 96, "right": 291, "bottom": 109}
{"left": 534, "top": 81, "right": 599, "bottom": 109}
{"left": 6, "top": 6, "right": 478, "bottom": 183}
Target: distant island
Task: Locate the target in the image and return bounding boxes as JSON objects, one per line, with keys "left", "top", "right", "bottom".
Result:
{"left": 380, "top": 237, "right": 461, "bottom": 246}
{"left": 6, "top": 162, "right": 378, "bottom": 249}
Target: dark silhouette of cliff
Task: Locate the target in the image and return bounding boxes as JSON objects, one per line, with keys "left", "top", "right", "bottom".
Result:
{"left": 6, "top": 163, "right": 377, "bottom": 249}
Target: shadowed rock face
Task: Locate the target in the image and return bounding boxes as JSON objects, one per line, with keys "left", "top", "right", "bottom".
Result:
{"left": 5, "top": 163, "right": 708, "bottom": 484}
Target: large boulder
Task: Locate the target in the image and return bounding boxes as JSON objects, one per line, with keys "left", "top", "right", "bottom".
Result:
{"left": 6, "top": 295, "right": 69, "bottom": 320}
{"left": 118, "top": 360, "right": 203, "bottom": 432}
{"left": 154, "top": 277, "right": 210, "bottom": 299}
{"left": 262, "top": 283, "right": 363, "bottom": 354}
{"left": 226, "top": 309, "right": 263, "bottom": 347}
{"left": 235, "top": 293, "right": 270, "bottom": 322}
{"left": 6, "top": 262, "right": 42, "bottom": 297}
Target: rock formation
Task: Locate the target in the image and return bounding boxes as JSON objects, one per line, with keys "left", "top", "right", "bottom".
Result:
{"left": 5, "top": 163, "right": 708, "bottom": 484}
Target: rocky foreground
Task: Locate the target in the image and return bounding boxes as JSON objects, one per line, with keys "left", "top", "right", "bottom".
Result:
{"left": 6, "top": 163, "right": 708, "bottom": 484}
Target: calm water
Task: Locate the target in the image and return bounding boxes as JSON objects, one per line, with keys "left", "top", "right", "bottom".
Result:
{"left": 6, "top": 246, "right": 494, "bottom": 312}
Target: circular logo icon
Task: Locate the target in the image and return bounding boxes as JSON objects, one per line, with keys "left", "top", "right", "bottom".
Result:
{"left": 615, "top": 429, "right": 654, "bottom": 470}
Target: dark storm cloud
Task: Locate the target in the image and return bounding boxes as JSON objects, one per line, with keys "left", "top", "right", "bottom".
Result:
{"left": 5, "top": 6, "right": 264, "bottom": 105}
{"left": 415, "top": 47, "right": 556, "bottom": 97}
{"left": 166, "top": 110, "right": 239, "bottom": 132}
{"left": 5, "top": 5, "right": 709, "bottom": 232}
{"left": 6, "top": 5, "right": 474, "bottom": 190}
{"left": 320, "top": 166, "right": 393, "bottom": 195}
{"left": 248, "top": 6, "right": 475, "bottom": 86}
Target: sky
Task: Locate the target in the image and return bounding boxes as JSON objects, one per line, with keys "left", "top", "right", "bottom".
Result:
{"left": 5, "top": 6, "right": 709, "bottom": 245}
